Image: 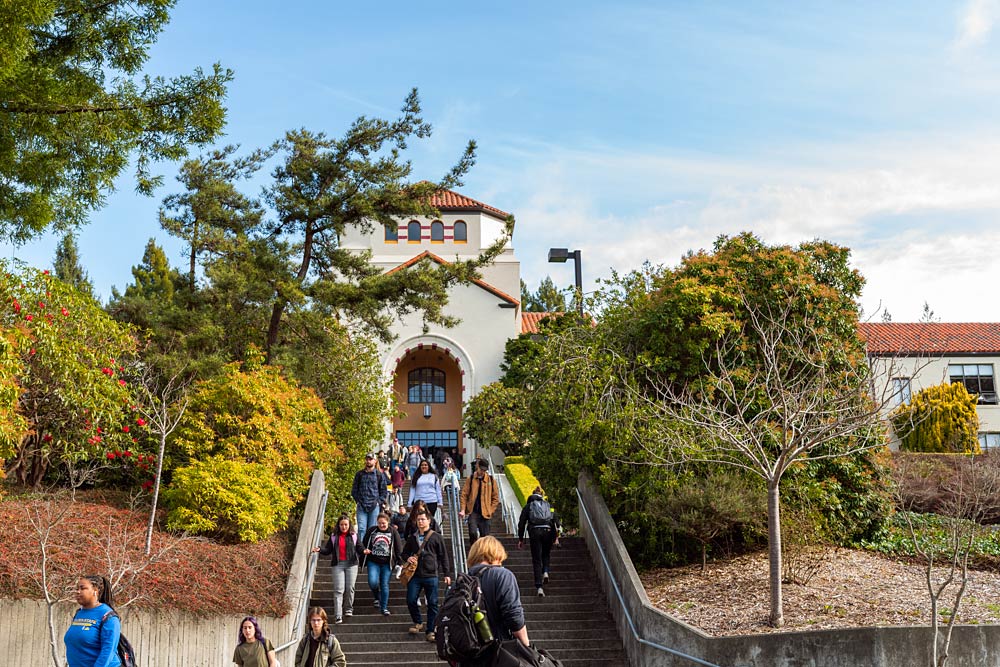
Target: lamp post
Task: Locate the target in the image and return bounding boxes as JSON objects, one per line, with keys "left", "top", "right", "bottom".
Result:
{"left": 547, "top": 247, "right": 583, "bottom": 317}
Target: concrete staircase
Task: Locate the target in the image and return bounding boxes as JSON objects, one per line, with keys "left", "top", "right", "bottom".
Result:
{"left": 309, "top": 481, "right": 628, "bottom": 666}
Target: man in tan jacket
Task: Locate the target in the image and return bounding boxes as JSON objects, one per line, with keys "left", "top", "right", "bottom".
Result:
{"left": 459, "top": 458, "right": 500, "bottom": 544}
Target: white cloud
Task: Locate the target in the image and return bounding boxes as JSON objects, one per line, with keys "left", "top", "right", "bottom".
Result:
{"left": 501, "top": 134, "right": 1000, "bottom": 321}
{"left": 955, "top": 0, "right": 999, "bottom": 50}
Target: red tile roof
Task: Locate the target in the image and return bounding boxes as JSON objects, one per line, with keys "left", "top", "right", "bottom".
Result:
{"left": 858, "top": 322, "right": 1000, "bottom": 355}
{"left": 521, "top": 312, "right": 555, "bottom": 334}
{"left": 430, "top": 188, "right": 510, "bottom": 220}
{"left": 384, "top": 251, "right": 519, "bottom": 306}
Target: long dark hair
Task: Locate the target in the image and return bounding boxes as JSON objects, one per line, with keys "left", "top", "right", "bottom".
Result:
{"left": 238, "top": 616, "right": 265, "bottom": 644}
{"left": 81, "top": 574, "right": 114, "bottom": 607}
{"left": 411, "top": 459, "right": 436, "bottom": 489}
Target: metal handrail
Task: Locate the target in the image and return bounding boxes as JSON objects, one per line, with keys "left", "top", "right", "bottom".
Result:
{"left": 486, "top": 454, "right": 517, "bottom": 535}
{"left": 275, "top": 489, "right": 329, "bottom": 655}
{"left": 445, "top": 481, "right": 468, "bottom": 574}
{"left": 575, "top": 487, "right": 726, "bottom": 667}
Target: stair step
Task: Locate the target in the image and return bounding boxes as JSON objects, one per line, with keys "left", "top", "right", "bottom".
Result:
{"left": 320, "top": 484, "right": 626, "bottom": 666}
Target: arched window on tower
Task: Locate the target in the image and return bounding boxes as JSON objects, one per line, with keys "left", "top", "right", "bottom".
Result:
{"left": 431, "top": 220, "right": 444, "bottom": 243}
{"left": 408, "top": 368, "right": 446, "bottom": 403}
{"left": 454, "top": 220, "right": 467, "bottom": 243}
{"left": 384, "top": 224, "right": 398, "bottom": 243}
{"left": 407, "top": 220, "right": 422, "bottom": 243}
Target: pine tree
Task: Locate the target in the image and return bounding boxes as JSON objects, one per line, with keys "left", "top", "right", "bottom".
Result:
{"left": 52, "top": 233, "right": 94, "bottom": 298}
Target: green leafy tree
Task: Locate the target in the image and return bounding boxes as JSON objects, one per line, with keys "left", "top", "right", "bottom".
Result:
{"left": 515, "top": 234, "right": 895, "bottom": 627}
{"left": 0, "top": 0, "right": 231, "bottom": 242}
{"left": 52, "top": 234, "right": 94, "bottom": 298}
{"left": 271, "top": 321, "right": 393, "bottom": 520}
{"left": 891, "top": 383, "right": 980, "bottom": 454}
{"left": 107, "top": 238, "right": 227, "bottom": 379}
{"left": 258, "top": 90, "right": 513, "bottom": 360}
{"left": 522, "top": 276, "right": 568, "bottom": 313}
{"left": 463, "top": 382, "right": 528, "bottom": 454}
{"left": 2, "top": 262, "right": 137, "bottom": 487}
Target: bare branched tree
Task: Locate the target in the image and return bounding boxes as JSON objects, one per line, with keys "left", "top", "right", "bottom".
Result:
{"left": 92, "top": 492, "right": 189, "bottom": 609}
{"left": 129, "top": 362, "right": 192, "bottom": 554}
{"left": 22, "top": 495, "right": 75, "bottom": 667}
{"left": 628, "top": 290, "right": 924, "bottom": 627}
{"left": 894, "top": 455, "right": 1000, "bottom": 667}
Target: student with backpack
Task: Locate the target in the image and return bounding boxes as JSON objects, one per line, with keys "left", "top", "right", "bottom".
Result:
{"left": 65, "top": 574, "right": 123, "bottom": 667}
{"left": 517, "top": 486, "right": 558, "bottom": 597}
{"left": 294, "top": 607, "right": 346, "bottom": 667}
{"left": 400, "top": 510, "right": 453, "bottom": 643}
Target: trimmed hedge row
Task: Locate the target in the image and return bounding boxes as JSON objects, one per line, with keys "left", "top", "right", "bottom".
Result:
{"left": 504, "top": 461, "right": 541, "bottom": 508}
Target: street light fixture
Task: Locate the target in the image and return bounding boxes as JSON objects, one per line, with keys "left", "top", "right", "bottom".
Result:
{"left": 547, "top": 247, "right": 583, "bottom": 317}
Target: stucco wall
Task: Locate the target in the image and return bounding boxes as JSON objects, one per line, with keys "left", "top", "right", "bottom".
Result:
{"left": 870, "top": 355, "right": 1000, "bottom": 437}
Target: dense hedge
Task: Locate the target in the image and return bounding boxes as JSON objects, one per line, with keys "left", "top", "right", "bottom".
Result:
{"left": 504, "top": 462, "right": 541, "bottom": 507}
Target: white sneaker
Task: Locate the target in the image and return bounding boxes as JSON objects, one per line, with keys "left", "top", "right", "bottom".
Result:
{"left": 537, "top": 587, "right": 545, "bottom": 597}
{"left": 543, "top": 572, "right": 549, "bottom": 583}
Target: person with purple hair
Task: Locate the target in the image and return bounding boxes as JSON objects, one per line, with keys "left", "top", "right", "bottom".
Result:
{"left": 233, "top": 616, "right": 276, "bottom": 667}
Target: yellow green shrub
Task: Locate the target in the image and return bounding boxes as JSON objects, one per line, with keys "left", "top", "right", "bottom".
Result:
{"left": 164, "top": 456, "right": 293, "bottom": 542}
{"left": 505, "top": 462, "right": 542, "bottom": 508}
{"left": 891, "top": 382, "right": 980, "bottom": 454}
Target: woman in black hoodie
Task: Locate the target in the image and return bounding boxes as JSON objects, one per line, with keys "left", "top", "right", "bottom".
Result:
{"left": 312, "top": 515, "right": 359, "bottom": 624}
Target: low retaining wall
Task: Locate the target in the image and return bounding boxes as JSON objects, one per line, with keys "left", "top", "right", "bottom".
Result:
{"left": 577, "top": 471, "right": 1000, "bottom": 667}
{"left": 2, "top": 469, "right": 326, "bottom": 667}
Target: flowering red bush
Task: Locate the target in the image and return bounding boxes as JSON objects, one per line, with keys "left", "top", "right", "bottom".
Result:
{"left": 0, "top": 491, "right": 290, "bottom": 616}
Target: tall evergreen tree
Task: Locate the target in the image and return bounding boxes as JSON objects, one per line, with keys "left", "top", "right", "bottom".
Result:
{"left": 0, "top": 1, "right": 231, "bottom": 242}
{"left": 159, "top": 146, "right": 266, "bottom": 290}
{"left": 52, "top": 233, "right": 94, "bottom": 298}
{"left": 523, "top": 275, "right": 568, "bottom": 313}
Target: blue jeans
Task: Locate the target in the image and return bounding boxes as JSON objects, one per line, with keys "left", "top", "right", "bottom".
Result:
{"left": 406, "top": 576, "right": 440, "bottom": 633}
{"left": 367, "top": 561, "right": 392, "bottom": 611}
{"left": 356, "top": 505, "right": 380, "bottom": 541}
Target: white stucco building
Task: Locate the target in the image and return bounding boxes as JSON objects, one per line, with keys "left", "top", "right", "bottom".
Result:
{"left": 341, "top": 189, "right": 529, "bottom": 470}
{"left": 860, "top": 322, "right": 1000, "bottom": 450}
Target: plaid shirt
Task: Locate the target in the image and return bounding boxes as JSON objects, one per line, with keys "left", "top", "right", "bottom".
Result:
{"left": 351, "top": 468, "right": 387, "bottom": 510}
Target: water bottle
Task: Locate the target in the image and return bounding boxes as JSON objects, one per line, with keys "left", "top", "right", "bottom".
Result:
{"left": 474, "top": 608, "right": 493, "bottom": 643}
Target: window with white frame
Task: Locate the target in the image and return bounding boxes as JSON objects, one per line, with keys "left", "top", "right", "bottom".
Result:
{"left": 948, "top": 364, "right": 998, "bottom": 405}
{"left": 978, "top": 432, "right": 1000, "bottom": 450}
{"left": 891, "top": 377, "right": 912, "bottom": 407}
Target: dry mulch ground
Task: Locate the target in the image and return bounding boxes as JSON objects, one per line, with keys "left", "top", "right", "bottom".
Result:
{"left": 0, "top": 490, "right": 291, "bottom": 616}
{"left": 641, "top": 548, "right": 1000, "bottom": 635}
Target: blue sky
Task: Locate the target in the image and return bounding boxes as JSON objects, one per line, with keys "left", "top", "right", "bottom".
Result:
{"left": 7, "top": 1, "right": 1000, "bottom": 321}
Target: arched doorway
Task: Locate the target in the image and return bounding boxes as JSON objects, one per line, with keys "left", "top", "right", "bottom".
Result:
{"left": 392, "top": 344, "right": 466, "bottom": 469}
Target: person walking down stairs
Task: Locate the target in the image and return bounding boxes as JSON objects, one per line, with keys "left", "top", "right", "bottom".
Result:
{"left": 517, "top": 486, "right": 559, "bottom": 597}
{"left": 400, "top": 510, "right": 452, "bottom": 643}
{"left": 459, "top": 458, "right": 500, "bottom": 545}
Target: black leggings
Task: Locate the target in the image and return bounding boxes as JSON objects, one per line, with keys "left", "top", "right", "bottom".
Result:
{"left": 529, "top": 527, "right": 555, "bottom": 588}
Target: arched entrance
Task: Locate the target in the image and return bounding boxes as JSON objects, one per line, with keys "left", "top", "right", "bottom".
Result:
{"left": 391, "top": 342, "right": 467, "bottom": 468}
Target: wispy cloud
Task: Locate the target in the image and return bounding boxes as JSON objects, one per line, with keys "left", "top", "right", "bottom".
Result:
{"left": 955, "top": 0, "right": 999, "bottom": 50}
{"left": 501, "top": 134, "right": 1000, "bottom": 321}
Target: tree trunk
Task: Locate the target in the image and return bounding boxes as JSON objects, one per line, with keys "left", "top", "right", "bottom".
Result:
{"left": 145, "top": 431, "right": 168, "bottom": 555}
{"left": 767, "top": 478, "right": 784, "bottom": 628}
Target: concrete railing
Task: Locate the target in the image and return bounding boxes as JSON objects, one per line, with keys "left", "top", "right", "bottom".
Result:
{"left": 577, "top": 471, "right": 1000, "bottom": 667}
{"left": 3, "top": 469, "right": 328, "bottom": 667}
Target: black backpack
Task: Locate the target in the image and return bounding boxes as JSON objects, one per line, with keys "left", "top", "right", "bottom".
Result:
{"left": 527, "top": 498, "right": 552, "bottom": 528}
{"left": 98, "top": 610, "right": 138, "bottom": 667}
{"left": 435, "top": 569, "right": 493, "bottom": 664}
